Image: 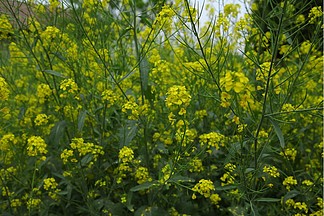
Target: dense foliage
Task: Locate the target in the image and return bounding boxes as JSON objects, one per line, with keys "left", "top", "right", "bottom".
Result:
{"left": 0, "top": 0, "right": 323, "bottom": 215}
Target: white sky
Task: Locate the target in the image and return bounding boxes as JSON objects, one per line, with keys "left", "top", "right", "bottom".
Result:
{"left": 198, "top": 0, "right": 249, "bottom": 24}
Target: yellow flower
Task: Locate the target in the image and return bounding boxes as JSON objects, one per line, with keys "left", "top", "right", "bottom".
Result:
{"left": 101, "top": 89, "right": 118, "bottom": 107}
{"left": 135, "top": 166, "right": 152, "bottom": 184}
{"left": 34, "top": 114, "right": 49, "bottom": 126}
{"left": 192, "top": 179, "right": 215, "bottom": 198}
{"left": 27, "top": 136, "right": 48, "bottom": 160}
{"left": 308, "top": 6, "right": 323, "bottom": 24}
{"left": 294, "top": 202, "right": 308, "bottom": 213}
{"left": 165, "top": 85, "right": 191, "bottom": 109}
{"left": 199, "top": 132, "right": 225, "bottom": 150}
{"left": 302, "top": 180, "right": 313, "bottom": 186}
{"left": 263, "top": 165, "right": 280, "bottom": 178}
{"left": 118, "top": 146, "right": 134, "bottom": 163}
{"left": 283, "top": 176, "right": 297, "bottom": 191}
{"left": 210, "top": 193, "right": 221, "bottom": 207}
{"left": 60, "top": 149, "right": 75, "bottom": 164}
{"left": 27, "top": 198, "right": 41, "bottom": 210}
{"left": 280, "top": 148, "right": 297, "bottom": 161}
{"left": 189, "top": 158, "right": 204, "bottom": 173}
{"left": 0, "top": 77, "right": 10, "bottom": 101}
{"left": 59, "top": 78, "right": 79, "bottom": 98}
{"left": 122, "top": 101, "right": 139, "bottom": 120}
{"left": 37, "top": 84, "right": 52, "bottom": 103}
{"left": 43, "top": 178, "right": 58, "bottom": 190}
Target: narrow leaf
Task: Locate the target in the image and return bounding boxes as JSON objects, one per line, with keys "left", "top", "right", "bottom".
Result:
{"left": 119, "top": 120, "right": 138, "bottom": 147}
{"left": 255, "top": 197, "right": 281, "bottom": 202}
{"left": 130, "top": 181, "right": 159, "bottom": 192}
{"left": 269, "top": 118, "right": 285, "bottom": 148}
{"left": 44, "top": 69, "right": 66, "bottom": 78}
{"left": 139, "top": 56, "right": 149, "bottom": 92}
{"left": 78, "top": 110, "right": 87, "bottom": 132}
{"left": 283, "top": 190, "right": 300, "bottom": 203}
{"left": 169, "top": 175, "right": 194, "bottom": 183}
{"left": 81, "top": 154, "right": 93, "bottom": 166}
{"left": 49, "top": 120, "right": 66, "bottom": 146}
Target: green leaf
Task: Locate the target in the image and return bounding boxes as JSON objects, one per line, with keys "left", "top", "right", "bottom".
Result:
{"left": 140, "top": 15, "right": 152, "bottom": 28}
{"left": 119, "top": 120, "right": 138, "bottom": 147}
{"left": 269, "top": 118, "right": 285, "bottom": 148}
{"left": 81, "top": 154, "right": 93, "bottom": 166}
{"left": 44, "top": 69, "right": 67, "bottom": 78}
{"left": 139, "top": 55, "right": 149, "bottom": 92}
{"left": 283, "top": 190, "right": 300, "bottom": 203}
{"left": 78, "top": 110, "right": 87, "bottom": 133}
{"left": 168, "top": 175, "right": 194, "bottom": 183}
{"left": 255, "top": 197, "right": 281, "bottom": 202}
{"left": 215, "top": 185, "right": 237, "bottom": 191}
{"left": 130, "top": 181, "right": 159, "bottom": 192}
{"left": 49, "top": 120, "right": 66, "bottom": 146}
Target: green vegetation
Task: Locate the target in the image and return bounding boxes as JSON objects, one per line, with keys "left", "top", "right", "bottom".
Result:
{"left": 0, "top": 0, "right": 322, "bottom": 215}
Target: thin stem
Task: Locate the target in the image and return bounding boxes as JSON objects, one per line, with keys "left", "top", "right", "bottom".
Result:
{"left": 253, "top": 0, "right": 288, "bottom": 183}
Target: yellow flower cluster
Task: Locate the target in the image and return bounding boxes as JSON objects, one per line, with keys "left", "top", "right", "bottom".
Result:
{"left": 134, "top": 166, "right": 152, "bottom": 184}
{"left": 263, "top": 165, "right": 280, "bottom": 178}
{"left": 9, "top": 42, "right": 28, "bottom": 65}
{"left": 122, "top": 101, "right": 139, "bottom": 120}
{"left": 299, "top": 40, "right": 312, "bottom": 55}
{"left": 283, "top": 176, "right": 297, "bottom": 191}
{"left": 40, "top": 26, "right": 61, "bottom": 47}
{"left": 189, "top": 158, "right": 204, "bottom": 173}
{"left": 152, "top": 4, "right": 174, "bottom": 29}
{"left": 165, "top": 85, "right": 191, "bottom": 111}
{"left": 27, "top": 136, "right": 48, "bottom": 161}
{"left": 194, "top": 110, "right": 207, "bottom": 119}
{"left": 26, "top": 198, "right": 41, "bottom": 210}
{"left": 115, "top": 146, "right": 136, "bottom": 184}
{"left": 153, "top": 131, "right": 173, "bottom": 145}
{"left": 224, "top": 3, "right": 241, "bottom": 18}
{"left": 221, "top": 70, "right": 249, "bottom": 93}
{"left": 282, "top": 103, "right": 295, "bottom": 112}
{"left": 0, "top": 77, "right": 10, "bottom": 101}
{"left": 71, "top": 138, "right": 104, "bottom": 165}
{"left": 61, "top": 138, "right": 104, "bottom": 167}
{"left": 308, "top": 6, "right": 323, "bottom": 24}
{"left": 36, "top": 84, "right": 52, "bottom": 103}
{"left": 60, "top": 78, "right": 79, "bottom": 98}
{"left": 210, "top": 193, "right": 222, "bottom": 207}
{"left": 175, "top": 127, "right": 197, "bottom": 147}
{"left": 95, "top": 179, "right": 107, "bottom": 187}
{"left": 49, "top": 0, "right": 60, "bottom": 11}
{"left": 2, "top": 186, "right": 14, "bottom": 197}
{"left": 214, "top": 13, "right": 230, "bottom": 36}
{"left": 284, "top": 199, "right": 308, "bottom": 214}
{"left": 34, "top": 114, "right": 49, "bottom": 126}
{"left": 280, "top": 148, "right": 297, "bottom": 161}
{"left": 0, "top": 133, "right": 16, "bottom": 152}
{"left": 118, "top": 146, "right": 134, "bottom": 163}
{"left": 61, "top": 149, "right": 75, "bottom": 164}
{"left": 0, "top": 14, "right": 13, "bottom": 40}
{"left": 160, "top": 164, "right": 172, "bottom": 184}
{"left": 0, "top": 167, "right": 17, "bottom": 182}
{"left": 199, "top": 131, "right": 225, "bottom": 151}
{"left": 302, "top": 179, "right": 313, "bottom": 186}
{"left": 295, "top": 14, "right": 305, "bottom": 25}
{"left": 220, "top": 163, "right": 237, "bottom": 186}
{"left": 101, "top": 89, "right": 118, "bottom": 107}
{"left": 43, "top": 177, "right": 58, "bottom": 190}
{"left": 256, "top": 62, "right": 271, "bottom": 82}
{"left": 43, "top": 177, "right": 61, "bottom": 200}
{"left": 192, "top": 179, "right": 215, "bottom": 199}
